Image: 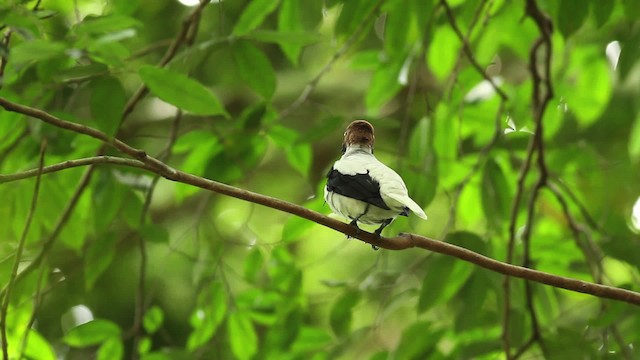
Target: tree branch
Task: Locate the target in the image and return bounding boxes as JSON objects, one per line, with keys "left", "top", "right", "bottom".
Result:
{"left": 121, "top": 0, "right": 210, "bottom": 121}
{"left": 129, "top": 109, "right": 182, "bottom": 357}
{"left": 279, "top": 0, "right": 383, "bottom": 119}
{"left": 1, "top": 97, "right": 640, "bottom": 307}
{"left": 507, "top": 2, "right": 555, "bottom": 357}
{"left": 440, "top": 0, "right": 508, "bottom": 101}
{"left": 0, "top": 140, "right": 46, "bottom": 359}
{"left": 0, "top": 156, "right": 150, "bottom": 183}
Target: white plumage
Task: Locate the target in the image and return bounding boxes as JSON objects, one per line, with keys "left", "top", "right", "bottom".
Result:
{"left": 324, "top": 120, "right": 427, "bottom": 246}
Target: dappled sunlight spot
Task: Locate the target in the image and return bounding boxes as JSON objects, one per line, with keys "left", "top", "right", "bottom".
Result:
{"left": 146, "top": 98, "right": 178, "bottom": 120}
{"left": 464, "top": 76, "right": 503, "bottom": 103}
{"left": 504, "top": 115, "right": 534, "bottom": 135}
{"left": 606, "top": 41, "right": 621, "bottom": 70}
{"left": 177, "top": 0, "right": 222, "bottom": 6}
{"left": 631, "top": 196, "right": 640, "bottom": 233}
{"left": 60, "top": 305, "right": 94, "bottom": 333}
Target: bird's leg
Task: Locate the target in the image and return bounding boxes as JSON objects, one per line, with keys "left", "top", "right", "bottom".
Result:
{"left": 370, "top": 218, "right": 393, "bottom": 250}
{"left": 347, "top": 204, "right": 370, "bottom": 239}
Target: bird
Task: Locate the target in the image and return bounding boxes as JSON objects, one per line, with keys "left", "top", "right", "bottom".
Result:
{"left": 324, "top": 120, "right": 427, "bottom": 249}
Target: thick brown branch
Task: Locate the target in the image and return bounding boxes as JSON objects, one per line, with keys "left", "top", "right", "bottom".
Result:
{"left": 1, "top": 97, "right": 639, "bottom": 307}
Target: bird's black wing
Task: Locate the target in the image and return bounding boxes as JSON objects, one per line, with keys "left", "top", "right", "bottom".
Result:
{"left": 326, "top": 168, "right": 390, "bottom": 210}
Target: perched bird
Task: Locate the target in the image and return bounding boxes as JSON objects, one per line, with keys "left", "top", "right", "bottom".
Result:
{"left": 324, "top": 120, "right": 427, "bottom": 249}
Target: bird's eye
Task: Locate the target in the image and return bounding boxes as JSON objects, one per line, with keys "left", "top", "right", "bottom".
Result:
{"left": 343, "top": 132, "right": 347, "bottom": 136}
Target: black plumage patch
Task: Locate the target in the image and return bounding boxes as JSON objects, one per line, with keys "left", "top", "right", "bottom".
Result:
{"left": 326, "top": 168, "right": 391, "bottom": 210}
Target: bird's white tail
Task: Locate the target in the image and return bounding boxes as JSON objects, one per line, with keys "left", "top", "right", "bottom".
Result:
{"left": 387, "top": 193, "right": 427, "bottom": 220}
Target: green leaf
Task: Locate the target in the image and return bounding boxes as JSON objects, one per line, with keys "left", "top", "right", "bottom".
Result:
{"left": 87, "top": 40, "right": 130, "bottom": 66}
{"left": 233, "top": 0, "right": 281, "bottom": 36}
{"left": 250, "top": 30, "right": 323, "bottom": 46}
{"left": 481, "top": 158, "right": 511, "bottom": 230}
{"left": 285, "top": 143, "right": 312, "bottom": 177}
{"left": 244, "top": 248, "right": 264, "bottom": 283}
{"left": 121, "top": 188, "right": 144, "bottom": 229}
{"left": 111, "top": 0, "right": 140, "bottom": 15}
{"left": 427, "top": 25, "right": 460, "bottom": 80}
{"left": 561, "top": 47, "right": 612, "bottom": 126}
{"left": 629, "top": 112, "right": 640, "bottom": 163}
{"left": 407, "top": 117, "right": 438, "bottom": 207}
{"left": 277, "top": 0, "right": 304, "bottom": 64}
{"left": 74, "top": 14, "right": 141, "bottom": 35}
{"left": 141, "top": 352, "right": 172, "bottom": 360}
{"left": 366, "top": 56, "right": 404, "bottom": 114}
{"left": 412, "top": 0, "right": 435, "bottom": 41}
{"left": 140, "top": 224, "right": 170, "bottom": 244}
{"left": 90, "top": 76, "right": 126, "bottom": 136}
{"left": 10, "top": 39, "right": 67, "bottom": 64}
{"left": 290, "top": 327, "right": 332, "bottom": 353}
{"left": 592, "top": 0, "right": 615, "bottom": 28}
{"left": 23, "top": 329, "right": 56, "bottom": 360}
{"left": 174, "top": 130, "right": 218, "bottom": 154}
{"left": 97, "top": 337, "right": 124, "bottom": 360}
{"left": 187, "top": 283, "right": 227, "bottom": 351}
{"left": 138, "top": 336, "right": 152, "bottom": 355}
{"left": 394, "top": 322, "right": 442, "bottom": 360}
{"left": 329, "top": 289, "right": 361, "bottom": 337}
{"left": 64, "top": 319, "right": 121, "bottom": 347}
{"left": 268, "top": 124, "right": 299, "bottom": 146}
{"left": 85, "top": 232, "right": 118, "bottom": 290}
{"left": 282, "top": 215, "right": 313, "bottom": 242}
{"left": 446, "top": 231, "right": 487, "bottom": 254}
{"left": 143, "top": 306, "right": 164, "bottom": 334}
{"left": 92, "top": 171, "right": 125, "bottom": 232}
{"left": 417, "top": 255, "right": 454, "bottom": 312}
{"left": 618, "top": 31, "right": 640, "bottom": 79}
{"left": 227, "top": 310, "right": 258, "bottom": 360}
{"left": 384, "top": 0, "right": 412, "bottom": 54}
{"left": 557, "top": 0, "right": 588, "bottom": 38}
{"left": 54, "top": 63, "right": 109, "bottom": 82}
{"left": 335, "top": 0, "right": 378, "bottom": 39}
{"left": 231, "top": 40, "right": 277, "bottom": 98}
{"left": 454, "top": 272, "right": 492, "bottom": 331}
{"left": 138, "top": 65, "right": 228, "bottom": 116}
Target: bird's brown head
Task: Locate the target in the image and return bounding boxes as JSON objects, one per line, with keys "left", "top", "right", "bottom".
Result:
{"left": 343, "top": 120, "right": 375, "bottom": 152}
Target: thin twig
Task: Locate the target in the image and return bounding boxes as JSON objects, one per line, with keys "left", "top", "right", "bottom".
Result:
{"left": 121, "top": 0, "right": 210, "bottom": 121}
{"left": 440, "top": 0, "right": 508, "bottom": 101}
{"left": 442, "top": 0, "right": 490, "bottom": 102}
{"left": 0, "top": 156, "right": 150, "bottom": 183}
{"left": 129, "top": 110, "right": 182, "bottom": 357}
{"left": 18, "top": 255, "right": 47, "bottom": 358}
{"left": 279, "top": 0, "right": 383, "bottom": 119}
{"left": 503, "top": 1, "right": 554, "bottom": 356}
{"left": 0, "top": 1, "right": 210, "bottom": 303}
{"left": 444, "top": 98, "right": 504, "bottom": 234}
{"left": 1, "top": 98, "right": 640, "bottom": 307}
{"left": 0, "top": 140, "right": 46, "bottom": 360}
{"left": 0, "top": 31, "right": 12, "bottom": 84}
{"left": 0, "top": 98, "right": 177, "bottom": 178}
{"left": 0, "top": 164, "right": 96, "bottom": 298}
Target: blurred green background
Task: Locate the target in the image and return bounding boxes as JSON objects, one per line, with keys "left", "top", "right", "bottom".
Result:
{"left": 1, "top": 0, "right": 640, "bottom": 359}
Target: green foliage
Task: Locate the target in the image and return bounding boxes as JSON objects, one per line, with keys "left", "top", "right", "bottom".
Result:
{"left": 231, "top": 40, "right": 277, "bottom": 98}
{"left": 1, "top": 0, "right": 640, "bottom": 359}
{"left": 139, "top": 65, "right": 228, "bottom": 116}
{"left": 63, "top": 319, "right": 121, "bottom": 347}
